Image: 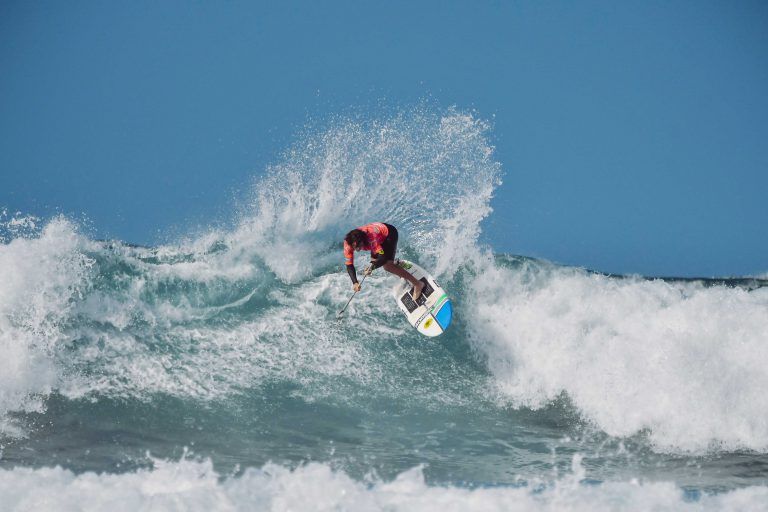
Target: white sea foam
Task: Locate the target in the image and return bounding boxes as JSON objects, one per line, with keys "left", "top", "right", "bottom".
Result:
{"left": 468, "top": 257, "right": 768, "bottom": 453}
{"left": 59, "top": 272, "right": 374, "bottom": 402}
{"left": 0, "top": 218, "right": 93, "bottom": 434}
{"left": 58, "top": 269, "right": 473, "bottom": 408}
{"left": 1, "top": 456, "right": 767, "bottom": 512}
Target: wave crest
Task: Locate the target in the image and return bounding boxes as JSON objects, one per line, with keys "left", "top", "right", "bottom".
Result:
{"left": 468, "top": 256, "right": 768, "bottom": 453}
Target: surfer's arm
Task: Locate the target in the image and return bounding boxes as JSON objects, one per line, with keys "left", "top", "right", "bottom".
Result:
{"left": 343, "top": 241, "right": 356, "bottom": 283}
{"left": 370, "top": 248, "right": 387, "bottom": 269}
{"left": 346, "top": 263, "right": 358, "bottom": 284}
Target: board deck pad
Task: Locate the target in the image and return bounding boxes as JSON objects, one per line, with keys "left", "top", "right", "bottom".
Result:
{"left": 392, "top": 260, "right": 452, "bottom": 336}
{"left": 400, "top": 278, "right": 435, "bottom": 313}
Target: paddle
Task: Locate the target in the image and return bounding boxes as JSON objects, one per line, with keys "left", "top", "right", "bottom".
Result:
{"left": 337, "top": 265, "right": 373, "bottom": 320}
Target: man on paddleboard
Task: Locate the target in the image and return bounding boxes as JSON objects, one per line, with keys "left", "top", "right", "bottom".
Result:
{"left": 344, "top": 222, "right": 425, "bottom": 300}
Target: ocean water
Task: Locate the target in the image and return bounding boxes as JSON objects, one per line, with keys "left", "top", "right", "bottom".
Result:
{"left": 2, "top": 110, "right": 767, "bottom": 511}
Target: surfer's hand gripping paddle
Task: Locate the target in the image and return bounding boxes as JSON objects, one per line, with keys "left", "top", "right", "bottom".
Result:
{"left": 337, "top": 265, "right": 373, "bottom": 320}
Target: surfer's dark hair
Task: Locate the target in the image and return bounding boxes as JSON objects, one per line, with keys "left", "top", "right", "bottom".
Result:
{"left": 345, "top": 229, "right": 367, "bottom": 248}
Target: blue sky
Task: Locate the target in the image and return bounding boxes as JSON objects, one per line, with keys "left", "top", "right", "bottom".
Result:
{"left": 1, "top": 1, "right": 766, "bottom": 277}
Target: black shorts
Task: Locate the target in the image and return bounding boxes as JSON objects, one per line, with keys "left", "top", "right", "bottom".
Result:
{"left": 382, "top": 223, "right": 398, "bottom": 261}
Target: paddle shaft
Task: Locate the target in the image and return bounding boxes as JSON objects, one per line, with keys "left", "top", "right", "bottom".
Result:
{"left": 337, "top": 266, "right": 372, "bottom": 319}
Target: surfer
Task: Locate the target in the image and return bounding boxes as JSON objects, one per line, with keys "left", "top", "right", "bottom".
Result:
{"left": 344, "top": 222, "right": 425, "bottom": 301}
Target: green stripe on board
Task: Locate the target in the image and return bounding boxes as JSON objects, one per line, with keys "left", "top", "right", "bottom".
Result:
{"left": 431, "top": 294, "right": 448, "bottom": 313}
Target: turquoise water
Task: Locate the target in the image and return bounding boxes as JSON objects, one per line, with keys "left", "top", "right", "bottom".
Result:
{"left": 2, "top": 110, "right": 768, "bottom": 510}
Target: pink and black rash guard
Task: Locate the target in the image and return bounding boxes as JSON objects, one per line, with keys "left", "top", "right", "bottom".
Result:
{"left": 344, "top": 222, "right": 390, "bottom": 283}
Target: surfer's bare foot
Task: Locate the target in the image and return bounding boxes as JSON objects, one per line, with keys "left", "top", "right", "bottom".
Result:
{"left": 412, "top": 281, "right": 425, "bottom": 301}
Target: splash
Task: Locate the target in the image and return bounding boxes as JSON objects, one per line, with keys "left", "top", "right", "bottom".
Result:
{"left": 228, "top": 108, "right": 501, "bottom": 282}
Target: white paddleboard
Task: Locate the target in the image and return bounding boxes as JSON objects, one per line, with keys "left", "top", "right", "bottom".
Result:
{"left": 392, "top": 259, "right": 452, "bottom": 337}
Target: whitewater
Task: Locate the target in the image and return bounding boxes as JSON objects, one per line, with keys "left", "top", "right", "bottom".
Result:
{"left": 1, "top": 109, "right": 767, "bottom": 511}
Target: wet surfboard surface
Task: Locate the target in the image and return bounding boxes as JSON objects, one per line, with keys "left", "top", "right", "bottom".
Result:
{"left": 392, "top": 259, "right": 452, "bottom": 336}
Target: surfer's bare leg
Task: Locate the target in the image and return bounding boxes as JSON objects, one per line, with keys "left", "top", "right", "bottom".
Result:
{"left": 382, "top": 261, "right": 425, "bottom": 300}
